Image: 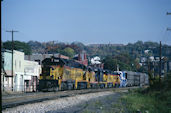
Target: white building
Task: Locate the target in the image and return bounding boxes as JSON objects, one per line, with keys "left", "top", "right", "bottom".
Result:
{"left": 2, "top": 49, "right": 13, "bottom": 92}
{"left": 24, "top": 60, "right": 41, "bottom": 92}
{"left": 91, "top": 56, "right": 101, "bottom": 64}
{"left": 13, "top": 50, "right": 25, "bottom": 91}
{"left": 2, "top": 49, "right": 41, "bottom": 92}
{"left": 1, "top": 50, "right": 25, "bottom": 92}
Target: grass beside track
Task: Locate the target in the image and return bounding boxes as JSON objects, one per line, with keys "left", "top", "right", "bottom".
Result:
{"left": 120, "top": 88, "right": 171, "bottom": 113}
{"left": 120, "top": 73, "right": 171, "bottom": 113}
{"left": 82, "top": 87, "right": 171, "bottom": 113}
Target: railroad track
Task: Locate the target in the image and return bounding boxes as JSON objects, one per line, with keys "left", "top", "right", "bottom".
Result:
{"left": 2, "top": 87, "right": 138, "bottom": 110}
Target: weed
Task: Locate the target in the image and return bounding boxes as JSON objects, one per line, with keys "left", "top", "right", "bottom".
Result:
{"left": 121, "top": 90, "right": 170, "bottom": 113}
{"left": 94, "top": 100, "right": 102, "bottom": 107}
{"left": 82, "top": 109, "right": 95, "bottom": 113}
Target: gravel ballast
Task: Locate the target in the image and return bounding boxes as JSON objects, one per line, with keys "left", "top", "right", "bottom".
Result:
{"left": 3, "top": 91, "right": 114, "bottom": 113}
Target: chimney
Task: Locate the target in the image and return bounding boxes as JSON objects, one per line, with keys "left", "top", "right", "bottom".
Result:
{"left": 84, "top": 53, "right": 87, "bottom": 60}
{"left": 78, "top": 53, "right": 81, "bottom": 61}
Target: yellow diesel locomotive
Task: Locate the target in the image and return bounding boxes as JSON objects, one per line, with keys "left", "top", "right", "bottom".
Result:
{"left": 38, "top": 56, "right": 120, "bottom": 91}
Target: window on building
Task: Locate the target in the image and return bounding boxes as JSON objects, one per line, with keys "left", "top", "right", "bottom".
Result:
{"left": 19, "top": 61, "right": 21, "bottom": 68}
{"left": 14, "top": 74, "right": 17, "bottom": 83}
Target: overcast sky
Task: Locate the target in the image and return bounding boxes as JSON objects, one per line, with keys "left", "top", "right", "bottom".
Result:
{"left": 2, "top": 0, "right": 171, "bottom": 45}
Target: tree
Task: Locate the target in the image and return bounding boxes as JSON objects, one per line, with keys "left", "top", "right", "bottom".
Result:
{"left": 62, "top": 47, "right": 75, "bottom": 58}
{"left": 103, "top": 54, "right": 135, "bottom": 71}
{"left": 71, "top": 41, "right": 85, "bottom": 50}
{"left": 3, "top": 41, "right": 32, "bottom": 55}
{"left": 103, "top": 56, "right": 117, "bottom": 70}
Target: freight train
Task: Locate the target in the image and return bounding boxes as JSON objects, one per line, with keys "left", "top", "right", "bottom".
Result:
{"left": 38, "top": 56, "right": 148, "bottom": 91}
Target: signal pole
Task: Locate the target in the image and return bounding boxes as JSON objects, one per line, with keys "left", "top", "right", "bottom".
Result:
{"left": 6, "top": 30, "right": 18, "bottom": 91}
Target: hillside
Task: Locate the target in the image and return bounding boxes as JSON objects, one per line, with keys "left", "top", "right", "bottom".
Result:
{"left": 2, "top": 40, "right": 171, "bottom": 73}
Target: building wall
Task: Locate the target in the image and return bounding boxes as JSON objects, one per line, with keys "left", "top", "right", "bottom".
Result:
{"left": 2, "top": 50, "right": 25, "bottom": 91}
{"left": 2, "top": 50, "right": 13, "bottom": 91}
{"left": 25, "top": 54, "right": 59, "bottom": 65}
{"left": 24, "top": 60, "right": 41, "bottom": 92}
{"left": 24, "top": 60, "right": 41, "bottom": 76}
{"left": 2, "top": 49, "right": 42, "bottom": 92}
{"left": 13, "top": 73, "right": 24, "bottom": 91}
{"left": 13, "top": 50, "right": 25, "bottom": 74}
{"left": 13, "top": 50, "right": 25, "bottom": 91}
{"left": 3, "top": 50, "right": 12, "bottom": 75}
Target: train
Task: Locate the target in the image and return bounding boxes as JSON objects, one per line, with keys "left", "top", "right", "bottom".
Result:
{"left": 38, "top": 56, "right": 149, "bottom": 91}
{"left": 116, "top": 71, "right": 149, "bottom": 87}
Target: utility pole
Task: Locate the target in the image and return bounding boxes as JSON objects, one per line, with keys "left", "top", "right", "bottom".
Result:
{"left": 0, "top": 43, "right": 2, "bottom": 111}
{"left": 166, "top": 11, "right": 171, "bottom": 31}
{"left": 159, "top": 41, "right": 162, "bottom": 83}
{"left": 6, "top": 30, "right": 18, "bottom": 91}
{"left": 166, "top": 12, "right": 171, "bottom": 31}
{"left": 166, "top": 12, "right": 171, "bottom": 15}
{"left": 53, "top": 41, "right": 55, "bottom": 58}
{"left": 165, "top": 12, "right": 171, "bottom": 77}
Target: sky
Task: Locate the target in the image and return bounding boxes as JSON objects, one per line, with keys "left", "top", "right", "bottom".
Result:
{"left": 1, "top": 0, "right": 171, "bottom": 45}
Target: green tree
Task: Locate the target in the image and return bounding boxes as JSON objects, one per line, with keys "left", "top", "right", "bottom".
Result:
{"left": 103, "top": 54, "right": 135, "bottom": 71}
{"left": 62, "top": 47, "right": 75, "bottom": 58}
{"left": 103, "top": 56, "right": 117, "bottom": 70}
{"left": 3, "top": 41, "right": 32, "bottom": 55}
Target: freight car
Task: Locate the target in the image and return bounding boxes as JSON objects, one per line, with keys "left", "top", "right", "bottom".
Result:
{"left": 122, "top": 71, "right": 149, "bottom": 87}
